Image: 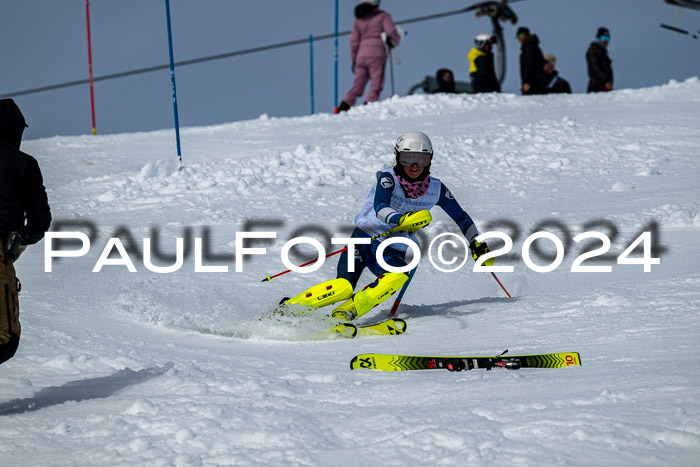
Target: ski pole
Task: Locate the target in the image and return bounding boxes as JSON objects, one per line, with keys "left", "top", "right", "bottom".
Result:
{"left": 389, "top": 265, "right": 417, "bottom": 316}
{"left": 260, "top": 224, "right": 405, "bottom": 283}
{"left": 490, "top": 272, "right": 513, "bottom": 298}
{"left": 261, "top": 246, "right": 348, "bottom": 282}
{"left": 260, "top": 211, "right": 431, "bottom": 282}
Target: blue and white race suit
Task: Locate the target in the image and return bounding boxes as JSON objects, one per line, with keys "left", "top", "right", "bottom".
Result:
{"left": 337, "top": 168, "right": 480, "bottom": 287}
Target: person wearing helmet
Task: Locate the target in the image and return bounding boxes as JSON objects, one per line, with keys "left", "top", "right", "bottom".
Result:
{"left": 586, "top": 27, "right": 613, "bottom": 93}
{"left": 468, "top": 33, "right": 501, "bottom": 93}
{"left": 337, "top": 0, "right": 401, "bottom": 112}
{"left": 280, "top": 131, "right": 490, "bottom": 321}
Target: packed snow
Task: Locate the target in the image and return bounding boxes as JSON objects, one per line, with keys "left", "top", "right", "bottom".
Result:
{"left": 1, "top": 78, "right": 700, "bottom": 466}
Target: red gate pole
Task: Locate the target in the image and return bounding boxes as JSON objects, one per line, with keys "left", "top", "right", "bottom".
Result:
{"left": 85, "top": 0, "right": 97, "bottom": 135}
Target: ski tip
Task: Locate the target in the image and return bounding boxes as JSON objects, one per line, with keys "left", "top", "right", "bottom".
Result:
{"left": 350, "top": 356, "right": 358, "bottom": 370}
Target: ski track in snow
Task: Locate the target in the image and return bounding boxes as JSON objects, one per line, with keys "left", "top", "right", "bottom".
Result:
{"left": 1, "top": 78, "right": 699, "bottom": 466}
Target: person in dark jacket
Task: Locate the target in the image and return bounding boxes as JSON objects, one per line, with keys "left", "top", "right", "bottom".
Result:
{"left": 435, "top": 68, "right": 456, "bottom": 93}
{"left": 516, "top": 27, "right": 547, "bottom": 95}
{"left": 543, "top": 54, "right": 572, "bottom": 94}
{"left": 468, "top": 33, "right": 501, "bottom": 93}
{"left": 0, "top": 98, "right": 51, "bottom": 365}
{"left": 586, "top": 27, "right": 613, "bottom": 93}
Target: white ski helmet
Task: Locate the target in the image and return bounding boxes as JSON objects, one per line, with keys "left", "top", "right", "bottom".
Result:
{"left": 394, "top": 131, "right": 433, "bottom": 156}
{"left": 475, "top": 33, "right": 492, "bottom": 50}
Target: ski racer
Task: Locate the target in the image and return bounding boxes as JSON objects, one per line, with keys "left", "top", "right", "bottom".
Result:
{"left": 282, "top": 131, "right": 491, "bottom": 321}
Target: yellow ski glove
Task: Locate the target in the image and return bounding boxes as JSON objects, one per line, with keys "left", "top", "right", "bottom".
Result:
{"left": 397, "top": 210, "right": 432, "bottom": 232}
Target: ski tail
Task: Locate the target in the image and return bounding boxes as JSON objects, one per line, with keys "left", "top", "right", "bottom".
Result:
{"left": 350, "top": 352, "right": 581, "bottom": 371}
{"left": 331, "top": 318, "right": 407, "bottom": 339}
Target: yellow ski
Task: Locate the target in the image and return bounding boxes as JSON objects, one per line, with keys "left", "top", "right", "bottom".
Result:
{"left": 351, "top": 350, "right": 581, "bottom": 371}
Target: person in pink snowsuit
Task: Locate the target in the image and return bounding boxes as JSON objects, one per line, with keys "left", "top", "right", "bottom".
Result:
{"left": 338, "top": 0, "right": 401, "bottom": 112}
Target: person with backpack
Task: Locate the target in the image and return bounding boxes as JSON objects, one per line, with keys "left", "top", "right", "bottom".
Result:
{"left": 0, "top": 99, "right": 52, "bottom": 365}
{"left": 468, "top": 33, "right": 501, "bottom": 93}
{"left": 337, "top": 0, "right": 401, "bottom": 112}
{"left": 543, "top": 54, "right": 572, "bottom": 94}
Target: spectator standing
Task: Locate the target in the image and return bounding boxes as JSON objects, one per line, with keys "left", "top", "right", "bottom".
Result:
{"left": 0, "top": 98, "right": 52, "bottom": 365}
{"left": 337, "top": 0, "right": 401, "bottom": 112}
{"left": 586, "top": 27, "right": 613, "bottom": 93}
{"left": 543, "top": 54, "right": 572, "bottom": 94}
{"left": 516, "top": 26, "right": 547, "bottom": 95}
{"left": 468, "top": 33, "right": 501, "bottom": 93}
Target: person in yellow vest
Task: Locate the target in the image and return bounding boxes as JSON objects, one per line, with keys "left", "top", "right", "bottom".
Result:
{"left": 468, "top": 33, "right": 500, "bottom": 93}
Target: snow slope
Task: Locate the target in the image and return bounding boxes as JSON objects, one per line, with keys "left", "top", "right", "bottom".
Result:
{"left": 1, "top": 79, "right": 700, "bottom": 466}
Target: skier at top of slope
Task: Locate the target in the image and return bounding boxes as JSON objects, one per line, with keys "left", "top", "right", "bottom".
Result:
{"left": 282, "top": 131, "right": 492, "bottom": 321}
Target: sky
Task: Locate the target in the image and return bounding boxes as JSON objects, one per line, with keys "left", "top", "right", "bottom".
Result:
{"left": 1, "top": 0, "right": 698, "bottom": 140}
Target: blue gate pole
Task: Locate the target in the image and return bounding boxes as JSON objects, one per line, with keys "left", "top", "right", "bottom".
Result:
{"left": 164, "top": 0, "right": 182, "bottom": 163}
{"left": 309, "top": 35, "right": 315, "bottom": 115}
{"left": 390, "top": 265, "right": 417, "bottom": 316}
{"left": 333, "top": 0, "right": 339, "bottom": 113}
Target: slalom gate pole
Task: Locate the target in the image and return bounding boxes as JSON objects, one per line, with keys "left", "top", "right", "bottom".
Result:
{"left": 389, "top": 265, "right": 417, "bottom": 316}
{"left": 490, "top": 272, "right": 513, "bottom": 298}
{"left": 333, "top": 0, "right": 339, "bottom": 113}
{"left": 309, "top": 35, "right": 315, "bottom": 115}
{"left": 85, "top": 0, "right": 97, "bottom": 135}
{"left": 164, "top": 0, "right": 182, "bottom": 164}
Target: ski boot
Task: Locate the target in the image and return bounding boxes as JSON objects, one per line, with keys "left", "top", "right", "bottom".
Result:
{"left": 285, "top": 278, "right": 354, "bottom": 312}
{"left": 330, "top": 273, "right": 409, "bottom": 322}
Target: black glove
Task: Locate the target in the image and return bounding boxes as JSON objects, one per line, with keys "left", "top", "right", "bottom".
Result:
{"left": 351, "top": 62, "right": 355, "bottom": 74}
{"left": 385, "top": 37, "right": 394, "bottom": 49}
{"left": 4, "top": 230, "right": 24, "bottom": 262}
{"left": 469, "top": 240, "right": 488, "bottom": 258}
{"left": 470, "top": 240, "right": 494, "bottom": 266}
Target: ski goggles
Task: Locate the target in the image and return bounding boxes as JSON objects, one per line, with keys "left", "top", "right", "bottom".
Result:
{"left": 599, "top": 35, "right": 610, "bottom": 42}
{"left": 398, "top": 151, "right": 432, "bottom": 168}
